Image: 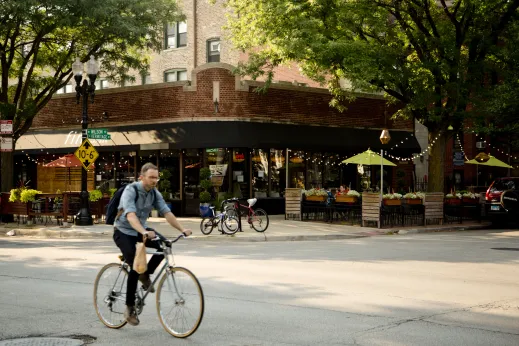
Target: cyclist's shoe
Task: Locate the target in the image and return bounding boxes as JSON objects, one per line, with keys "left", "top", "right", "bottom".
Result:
{"left": 124, "top": 305, "right": 139, "bottom": 326}
{"left": 139, "top": 273, "right": 155, "bottom": 293}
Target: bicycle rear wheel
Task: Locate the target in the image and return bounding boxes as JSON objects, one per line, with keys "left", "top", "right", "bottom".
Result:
{"left": 156, "top": 267, "right": 204, "bottom": 338}
{"left": 93, "top": 263, "right": 128, "bottom": 329}
{"left": 250, "top": 208, "right": 269, "bottom": 232}
{"left": 200, "top": 217, "right": 215, "bottom": 235}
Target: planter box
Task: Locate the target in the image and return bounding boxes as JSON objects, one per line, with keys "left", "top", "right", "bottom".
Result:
{"left": 336, "top": 195, "right": 358, "bottom": 203}
{"left": 404, "top": 198, "right": 422, "bottom": 205}
{"left": 445, "top": 198, "right": 461, "bottom": 205}
{"left": 306, "top": 195, "right": 326, "bottom": 202}
{"left": 7, "top": 201, "right": 29, "bottom": 215}
{"left": 383, "top": 199, "right": 401, "bottom": 206}
{"left": 462, "top": 198, "right": 479, "bottom": 204}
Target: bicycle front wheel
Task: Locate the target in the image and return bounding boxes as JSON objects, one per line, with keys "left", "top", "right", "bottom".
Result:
{"left": 250, "top": 208, "right": 269, "bottom": 232}
{"left": 93, "top": 263, "right": 128, "bottom": 329}
{"left": 222, "top": 214, "right": 239, "bottom": 235}
{"left": 156, "top": 267, "right": 205, "bottom": 338}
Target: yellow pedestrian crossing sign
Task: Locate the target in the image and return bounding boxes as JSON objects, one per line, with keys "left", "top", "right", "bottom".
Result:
{"left": 74, "top": 138, "right": 99, "bottom": 170}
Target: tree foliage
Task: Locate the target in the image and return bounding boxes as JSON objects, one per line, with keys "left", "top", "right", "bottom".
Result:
{"left": 0, "top": 0, "right": 183, "bottom": 140}
{"left": 226, "top": 0, "right": 519, "bottom": 133}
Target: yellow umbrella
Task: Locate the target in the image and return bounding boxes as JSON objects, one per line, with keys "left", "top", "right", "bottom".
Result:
{"left": 342, "top": 149, "right": 396, "bottom": 166}
{"left": 465, "top": 154, "right": 512, "bottom": 186}
{"left": 465, "top": 155, "right": 513, "bottom": 168}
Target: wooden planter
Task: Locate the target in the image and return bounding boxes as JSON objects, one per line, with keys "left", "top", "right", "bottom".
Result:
{"left": 404, "top": 198, "right": 422, "bottom": 205}
{"left": 445, "top": 198, "right": 461, "bottom": 205}
{"left": 335, "top": 195, "right": 358, "bottom": 203}
{"left": 462, "top": 197, "right": 479, "bottom": 205}
{"left": 383, "top": 199, "right": 401, "bottom": 206}
{"left": 306, "top": 195, "right": 326, "bottom": 202}
{"left": 7, "top": 201, "right": 29, "bottom": 215}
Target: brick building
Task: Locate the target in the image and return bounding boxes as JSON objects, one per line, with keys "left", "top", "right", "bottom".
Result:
{"left": 15, "top": 64, "right": 420, "bottom": 215}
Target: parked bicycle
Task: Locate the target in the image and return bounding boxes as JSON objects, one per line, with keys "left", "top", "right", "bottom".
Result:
{"left": 93, "top": 232, "right": 204, "bottom": 338}
{"left": 227, "top": 197, "right": 269, "bottom": 232}
{"left": 200, "top": 204, "right": 240, "bottom": 235}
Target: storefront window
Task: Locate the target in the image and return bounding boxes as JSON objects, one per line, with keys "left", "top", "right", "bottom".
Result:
{"left": 118, "top": 152, "right": 136, "bottom": 185}
{"left": 306, "top": 152, "right": 323, "bottom": 189}
{"left": 158, "top": 150, "right": 181, "bottom": 200}
{"left": 184, "top": 149, "right": 202, "bottom": 200}
{"left": 205, "top": 148, "right": 229, "bottom": 198}
{"left": 96, "top": 153, "right": 116, "bottom": 191}
{"left": 232, "top": 148, "right": 249, "bottom": 199}
{"left": 323, "top": 152, "right": 340, "bottom": 189}
{"left": 252, "top": 149, "right": 269, "bottom": 198}
{"left": 270, "top": 149, "right": 286, "bottom": 195}
{"left": 288, "top": 150, "right": 305, "bottom": 190}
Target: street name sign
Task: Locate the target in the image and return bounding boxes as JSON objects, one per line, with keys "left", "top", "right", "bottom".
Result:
{"left": 87, "top": 128, "right": 111, "bottom": 140}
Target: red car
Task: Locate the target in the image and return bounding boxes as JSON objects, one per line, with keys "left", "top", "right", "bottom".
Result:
{"left": 485, "top": 177, "right": 519, "bottom": 224}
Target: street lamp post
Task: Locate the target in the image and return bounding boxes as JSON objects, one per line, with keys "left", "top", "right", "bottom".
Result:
{"left": 380, "top": 128, "right": 391, "bottom": 205}
{"left": 72, "top": 55, "right": 99, "bottom": 226}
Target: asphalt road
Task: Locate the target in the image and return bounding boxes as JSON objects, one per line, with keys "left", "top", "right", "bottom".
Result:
{"left": 1, "top": 229, "right": 519, "bottom": 345}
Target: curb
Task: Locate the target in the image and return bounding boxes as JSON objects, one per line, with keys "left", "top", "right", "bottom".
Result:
{"left": 2, "top": 228, "right": 369, "bottom": 242}
{"left": 396, "top": 224, "right": 491, "bottom": 235}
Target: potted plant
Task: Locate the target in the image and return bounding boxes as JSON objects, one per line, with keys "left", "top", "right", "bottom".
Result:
{"left": 199, "top": 167, "right": 213, "bottom": 217}
{"left": 303, "top": 188, "right": 328, "bottom": 202}
{"left": 462, "top": 192, "right": 479, "bottom": 204}
{"left": 383, "top": 193, "right": 402, "bottom": 206}
{"left": 336, "top": 189, "right": 360, "bottom": 203}
{"left": 159, "top": 169, "right": 173, "bottom": 213}
{"left": 403, "top": 192, "right": 424, "bottom": 205}
{"left": 445, "top": 192, "right": 462, "bottom": 205}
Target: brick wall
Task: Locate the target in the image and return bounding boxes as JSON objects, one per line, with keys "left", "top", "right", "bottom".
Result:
{"left": 34, "top": 66, "right": 413, "bottom": 131}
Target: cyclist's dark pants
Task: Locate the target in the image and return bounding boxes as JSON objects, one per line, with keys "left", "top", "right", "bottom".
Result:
{"left": 113, "top": 229, "right": 164, "bottom": 306}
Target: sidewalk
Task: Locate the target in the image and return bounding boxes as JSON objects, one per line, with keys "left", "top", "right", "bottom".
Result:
{"left": 1, "top": 215, "right": 491, "bottom": 241}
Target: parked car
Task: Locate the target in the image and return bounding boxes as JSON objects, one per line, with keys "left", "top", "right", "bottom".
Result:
{"left": 485, "top": 177, "right": 519, "bottom": 224}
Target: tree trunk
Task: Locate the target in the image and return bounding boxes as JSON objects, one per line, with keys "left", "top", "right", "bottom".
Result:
{"left": 427, "top": 130, "right": 446, "bottom": 193}
{"left": 1, "top": 149, "right": 14, "bottom": 193}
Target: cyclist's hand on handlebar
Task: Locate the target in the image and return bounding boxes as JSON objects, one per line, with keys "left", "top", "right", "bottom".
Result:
{"left": 182, "top": 229, "right": 192, "bottom": 237}
{"left": 144, "top": 230, "right": 156, "bottom": 239}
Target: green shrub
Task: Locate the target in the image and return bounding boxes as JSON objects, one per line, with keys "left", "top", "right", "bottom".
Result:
{"left": 89, "top": 189, "right": 103, "bottom": 202}
{"left": 20, "top": 189, "right": 42, "bottom": 203}
{"left": 109, "top": 188, "right": 118, "bottom": 197}
{"left": 9, "top": 188, "right": 23, "bottom": 202}
{"left": 200, "top": 167, "right": 211, "bottom": 180}
{"left": 200, "top": 179, "right": 213, "bottom": 190}
{"left": 199, "top": 191, "right": 212, "bottom": 203}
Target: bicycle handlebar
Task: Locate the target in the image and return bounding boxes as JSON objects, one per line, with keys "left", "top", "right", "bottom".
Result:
{"left": 149, "top": 229, "right": 186, "bottom": 246}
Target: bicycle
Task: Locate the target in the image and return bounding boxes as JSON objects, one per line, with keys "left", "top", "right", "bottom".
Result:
{"left": 200, "top": 204, "right": 240, "bottom": 235}
{"left": 93, "top": 232, "right": 204, "bottom": 338}
{"left": 227, "top": 197, "right": 269, "bottom": 232}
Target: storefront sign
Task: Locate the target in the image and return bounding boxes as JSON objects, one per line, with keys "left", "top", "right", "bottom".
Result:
{"left": 74, "top": 138, "right": 99, "bottom": 170}
{"left": 209, "top": 164, "right": 228, "bottom": 177}
{"left": 0, "top": 120, "right": 13, "bottom": 134}
{"left": 0, "top": 136, "right": 13, "bottom": 152}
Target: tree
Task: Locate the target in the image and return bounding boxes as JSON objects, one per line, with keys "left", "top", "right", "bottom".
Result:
{"left": 0, "top": 0, "right": 183, "bottom": 192}
{"left": 225, "top": 0, "right": 519, "bottom": 192}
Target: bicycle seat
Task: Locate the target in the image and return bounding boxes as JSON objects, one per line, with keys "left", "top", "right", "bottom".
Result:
{"left": 247, "top": 198, "right": 257, "bottom": 207}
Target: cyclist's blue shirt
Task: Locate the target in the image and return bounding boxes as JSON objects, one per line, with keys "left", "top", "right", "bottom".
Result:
{"left": 114, "top": 181, "right": 171, "bottom": 237}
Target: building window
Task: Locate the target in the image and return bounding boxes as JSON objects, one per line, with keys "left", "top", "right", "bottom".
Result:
{"left": 95, "top": 79, "right": 110, "bottom": 90}
{"left": 164, "top": 69, "right": 188, "bottom": 82}
{"left": 165, "top": 22, "right": 187, "bottom": 49}
{"left": 207, "top": 39, "right": 220, "bottom": 63}
{"left": 141, "top": 73, "right": 152, "bottom": 85}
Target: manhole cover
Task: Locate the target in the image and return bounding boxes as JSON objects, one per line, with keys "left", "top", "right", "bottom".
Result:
{"left": 491, "top": 248, "right": 519, "bottom": 251}
{"left": 0, "top": 338, "right": 83, "bottom": 346}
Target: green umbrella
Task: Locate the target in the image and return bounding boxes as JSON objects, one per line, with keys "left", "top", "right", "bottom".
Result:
{"left": 465, "top": 155, "right": 513, "bottom": 168}
{"left": 465, "top": 154, "right": 512, "bottom": 186}
{"left": 342, "top": 149, "right": 397, "bottom": 166}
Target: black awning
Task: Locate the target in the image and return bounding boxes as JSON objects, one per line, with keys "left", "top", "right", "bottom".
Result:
{"left": 115, "top": 121, "right": 421, "bottom": 156}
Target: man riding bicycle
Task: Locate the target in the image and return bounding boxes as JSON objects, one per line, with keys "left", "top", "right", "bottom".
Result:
{"left": 113, "top": 162, "right": 192, "bottom": 326}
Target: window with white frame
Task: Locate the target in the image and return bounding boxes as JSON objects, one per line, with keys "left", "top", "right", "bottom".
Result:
{"left": 95, "top": 79, "right": 110, "bottom": 90}
{"left": 164, "top": 69, "right": 188, "bottom": 82}
{"left": 207, "top": 39, "right": 220, "bottom": 63}
{"left": 141, "top": 73, "right": 152, "bottom": 85}
{"left": 165, "top": 22, "right": 187, "bottom": 49}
